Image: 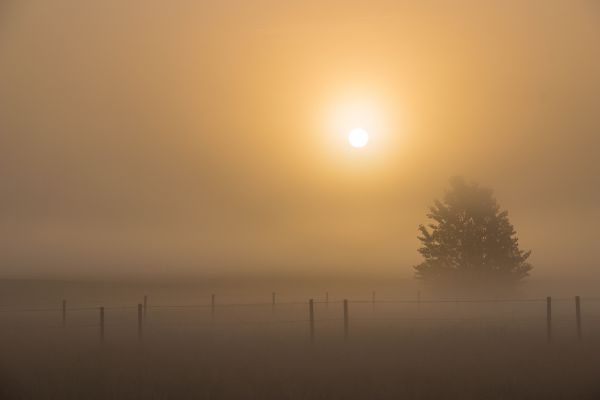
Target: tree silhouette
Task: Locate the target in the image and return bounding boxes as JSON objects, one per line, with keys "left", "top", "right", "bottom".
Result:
{"left": 414, "top": 177, "right": 532, "bottom": 286}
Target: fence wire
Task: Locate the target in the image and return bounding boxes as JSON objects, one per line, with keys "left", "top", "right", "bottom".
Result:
{"left": 0, "top": 295, "right": 594, "bottom": 343}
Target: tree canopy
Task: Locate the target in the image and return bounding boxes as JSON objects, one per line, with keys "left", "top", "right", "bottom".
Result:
{"left": 414, "top": 177, "right": 532, "bottom": 286}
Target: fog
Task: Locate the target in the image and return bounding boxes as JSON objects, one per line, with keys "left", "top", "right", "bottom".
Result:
{"left": 1, "top": 0, "right": 599, "bottom": 282}
{"left": 4, "top": 2, "right": 600, "bottom": 398}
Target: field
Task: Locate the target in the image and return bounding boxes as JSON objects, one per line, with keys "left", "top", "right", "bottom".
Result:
{"left": 1, "top": 279, "right": 600, "bottom": 399}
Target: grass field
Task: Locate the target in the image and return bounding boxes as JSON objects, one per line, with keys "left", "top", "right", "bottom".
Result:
{"left": 1, "top": 279, "right": 600, "bottom": 399}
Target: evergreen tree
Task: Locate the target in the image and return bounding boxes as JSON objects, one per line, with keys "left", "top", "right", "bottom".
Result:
{"left": 414, "top": 177, "right": 532, "bottom": 286}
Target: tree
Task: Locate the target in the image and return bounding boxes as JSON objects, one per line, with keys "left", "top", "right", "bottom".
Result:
{"left": 414, "top": 177, "right": 532, "bottom": 287}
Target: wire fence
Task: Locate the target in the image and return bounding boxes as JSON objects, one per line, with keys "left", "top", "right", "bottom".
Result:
{"left": 0, "top": 294, "right": 597, "bottom": 342}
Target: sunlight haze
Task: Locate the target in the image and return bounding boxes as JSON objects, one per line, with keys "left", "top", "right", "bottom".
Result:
{"left": 1, "top": 0, "right": 599, "bottom": 281}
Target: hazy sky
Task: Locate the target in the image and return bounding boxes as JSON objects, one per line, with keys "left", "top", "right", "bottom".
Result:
{"left": 1, "top": 0, "right": 599, "bottom": 279}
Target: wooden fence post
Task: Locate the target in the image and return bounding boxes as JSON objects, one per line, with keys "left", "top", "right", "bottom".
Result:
{"left": 343, "top": 299, "right": 349, "bottom": 341}
{"left": 99, "top": 306, "right": 105, "bottom": 342}
{"left": 309, "top": 299, "right": 315, "bottom": 343}
{"left": 62, "top": 299, "right": 66, "bottom": 328}
{"left": 546, "top": 296, "right": 552, "bottom": 342}
{"left": 272, "top": 292, "right": 276, "bottom": 308}
{"left": 211, "top": 294, "right": 216, "bottom": 320}
{"left": 137, "top": 303, "right": 143, "bottom": 341}
{"left": 143, "top": 295, "right": 148, "bottom": 319}
{"left": 417, "top": 290, "right": 421, "bottom": 312}
{"left": 575, "top": 296, "right": 582, "bottom": 341}
{"left": 372, "top": 291, "right": 376, "bottom": 312}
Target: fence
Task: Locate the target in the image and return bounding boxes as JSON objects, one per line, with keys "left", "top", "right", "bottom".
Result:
{"left": 0, "top": 293, "right": 598, "bottom": 344}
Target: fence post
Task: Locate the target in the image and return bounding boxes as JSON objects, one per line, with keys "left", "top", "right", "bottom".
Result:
{"left": 309, "top": 299, "right": 315, "bottom": 343}
{"left": 137, "top": 303, "right": 143, "bottom": 341}
{"left": 272, "top": 292, "right": 276, "bottom": 308}
{"left": 575, "top": 296, "right": 582, "bottom": 341}
{"left": 62, "top": 299, "right": 66, "bottom": 328}
{"left": 546, "top": 296, "right": 552, "bottom": 342}
{"left": 343, "top": 299, "right": 349, "bottom": 341}
{"left": 417, "top": 290, "right": 421, "bottom": 312}
{"left": 211, "top": 294, "right": 216, "bottom": 320}
{"left": 372, "top": 291, "right": 376, "bottom": 312}
{"left": 99, "top": 306, "right": 105, "bottom": 342}
{"left": 143, "top": 295, "right": 148, "bottom": 320}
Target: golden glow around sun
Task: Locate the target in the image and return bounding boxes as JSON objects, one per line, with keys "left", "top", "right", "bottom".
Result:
{"left": 348, "top": 128, "right": 369, "bottom": 148}
{"left": 318, "top": 91, "right": 401, "bottom": 169}
{"left": 323, "top": 94, "right": 388, "bottom": 154}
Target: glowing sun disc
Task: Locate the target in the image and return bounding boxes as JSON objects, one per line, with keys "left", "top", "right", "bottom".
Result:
{"left": 348, "top": 128, "right": 369, "bottom": 148}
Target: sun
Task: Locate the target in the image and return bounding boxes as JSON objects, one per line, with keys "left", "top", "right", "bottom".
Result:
{"left": 348, "top": 128, "right": 369, "bottom": 148}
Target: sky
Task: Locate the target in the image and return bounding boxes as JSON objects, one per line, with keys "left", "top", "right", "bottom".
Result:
{"left": 1, "top": 0, "right": 599, "bottom": 280}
